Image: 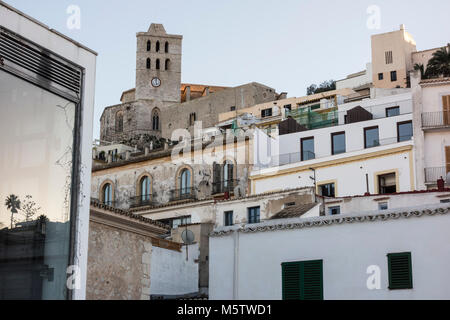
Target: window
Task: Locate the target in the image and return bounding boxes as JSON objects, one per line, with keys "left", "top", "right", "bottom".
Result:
{"left": 390, "top": 71, "right": 397, "bottom": 82}
{"left": 310, "top": 104, "right": 320, "bottom": 111}
{"left": 103, "top": 183, "right": 113, "bottom": 206}
{"left": 284, "top": 202, "right": 296, "bottom": 208}
{"left": 378, "top": 73, "right": 384, "bottom": 80}
{"left": 387, "top": 252, "right": 413, "bottom": 290}
{"left": 115, "top": 111, "right": 124, "bottom": 133}
{"left": 165, "top": 59, "right": 170, "bottom": 71}
{"left": 147, "top": 40, "right": 151, "bottom": 51}
{"left": 161, "top": 216, "right": 192, "bottom": 229}
{"left": 397, "top": 121, "right": 413, "bottom": 142}
{"left": 223, "top": 160, "right": 234, "bottom": 184}
{"left": 301, "top": 137, "right": 315, "bottom": 161}
{"left": 284, "top": 104, "right": 292, "bottom": 111}
{"left": 224, "top": 211, "right": 234, "bottom": 227}
{"left": 146, "top": 58, "right": 151, "bottom": 69}
{"left": 261, "top": 108, "right": 273, "bottom": 118}
{"left": 152, "top": 109, "right": 160, "bottom": 131}
{"left": 156, "top": 59, "right": 160, "bottom": 70}
{"left": 156, "top": 41, "right": 160, "bottom": 52}
{"left": 230, "top": 106, "right": 236, "bottom": 111}
{"left": 165, "top": 41, "right": 169, "bottom": 53}
{"left": 378, "top": 173, "right": 397, "bottom": 194}
{"left": 180, "top": 169, "right": 192, "bottom": 195}
{"left": 328, "top": 206, "right": 340, "bottom": 215}
{"left": 385, "top": 51, "right": 393, "bottom": 64}
{"left": 386, "top": 106, "right": 400, "bottom": 117}
{"left": 248, "top": 207, "right": 260, "bottom": 224}
{"left": 331, "top": 132, "right": 346, "bottom": 155}
{"left": 282, "top": 260, "right": 323, "bottom": 300}
{"left": 379, "top": 202, "right": 389, "bottom": 210}
{"left": 140, "top": 176, "right": 151, "bottom": 200}
{"left": 319, "top": 183, "right": 335, "bottom": 198}
{"left": 189, "top": 113, "right": 197, "bottom": 126}
{"left": 364, "top": 126, "right": 379, "bottom": 148}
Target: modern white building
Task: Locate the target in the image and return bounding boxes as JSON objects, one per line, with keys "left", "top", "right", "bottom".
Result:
{"left": 411, "top": 71, "right": 450, "bottom": 190}
{"left": 209, "top": 203, "right": 450, "bottom": 300}
{"left": 0, "top": 2, "right": 97, "bottom": 300}
{"left": 251, "top": 92, "right": 415, "bottom": 198}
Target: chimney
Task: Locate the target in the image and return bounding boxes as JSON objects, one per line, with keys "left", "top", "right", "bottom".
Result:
{"left": 437, "top": 177, "right": 445, "bottom": 192}
{"left": 400, "top": 24, "right": 405, "bottom": 31}
{"left": 144, "top": 147, "right": 150, "bottom": 156}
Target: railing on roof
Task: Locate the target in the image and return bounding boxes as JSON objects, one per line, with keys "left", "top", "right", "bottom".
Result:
{"left": 169, "top": 187, "right": 197, "bottom": 202}
{"left": 212, "top": 180, "right": 239, "bottom": 195}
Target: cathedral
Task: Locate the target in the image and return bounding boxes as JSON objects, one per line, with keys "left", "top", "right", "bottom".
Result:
{"left": 99, "top": 23, "right": 283, "bottom": 147}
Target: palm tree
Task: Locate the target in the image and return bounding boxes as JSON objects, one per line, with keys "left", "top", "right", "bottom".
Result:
{"left": 426, "top": 47, "right": 450, "bottom": 78}
{"left": 414, "top": 63, "right": 427, "bottom": 80}
{"left": 5, "top": 194, "right": 21, "bottom": 229}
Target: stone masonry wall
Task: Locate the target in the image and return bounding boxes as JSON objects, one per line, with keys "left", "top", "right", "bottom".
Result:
{"left": 86, "top": 221, "right": 152, "bottom": 300}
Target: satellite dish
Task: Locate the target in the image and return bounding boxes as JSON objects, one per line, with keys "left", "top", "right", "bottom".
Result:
{"left": 181, "top": 229, "right": 195, "bottom": 245}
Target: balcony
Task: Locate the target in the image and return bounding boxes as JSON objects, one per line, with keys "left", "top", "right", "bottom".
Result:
{"left": 422, "top": 112, "right": 450, "bottom": 130}
{"left": 258, "top": 136, "right": 411, "bottom": 169}
{"left": 169, "top": 187, "right": 197, "bottom": 202}
{"left": 129, "top": 194, "right": 157, "bottom": 208}
{"left": 91, "top": 198, "right": 117, "bottom": 207}
{"left": 425, "top": 167, "right": 449, "bottom": 184}
{"left": 212, "top": 180, "right": 238, "bottom": 195}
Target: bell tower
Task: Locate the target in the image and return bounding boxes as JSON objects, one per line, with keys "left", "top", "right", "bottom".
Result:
{"left": 135, "top": 24, "right": 182, "bottom": 105}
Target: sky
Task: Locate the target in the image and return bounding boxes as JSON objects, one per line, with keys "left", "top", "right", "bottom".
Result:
{"left": 5, "top": 0, "right": 450, "bottom": 139}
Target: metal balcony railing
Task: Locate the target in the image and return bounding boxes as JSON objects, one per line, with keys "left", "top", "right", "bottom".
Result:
{"left": 129, "top": 194, "right": 157, "bottom": 208}
{"left": 212, "top": 180, "right": 238, "bottom": 195}
{"left": 422, "top": 112, "right": 450, "bottom": 129}
{"left": 169, "top": 187, "right": 196, "bottom": 202}
{"left": 425, "top": 167, "right": 449, "bottom": 184}
{"left": 91, "top": 198, "right": 117, "bottom": 207}
{"left": 257, "top": 135, "right": 413, "bottom": 169}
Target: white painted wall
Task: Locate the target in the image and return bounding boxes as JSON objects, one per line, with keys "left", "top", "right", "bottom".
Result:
{"left": 336, "top": 63, "right": 372, "bottom": 90}
{"left": 150, "top": 244, "right": 199, "bottom": 295}
{"left": 1, "top": 3, "right": 97, "bottom": 300}
{"left": 210, "top": 207, "right": 450, "bottom": 300}
{"left": 252, "top": 142, "right": 413, "bottom": 197}
{"left": 324, "top": 190, "right": 450, "bottom": 215}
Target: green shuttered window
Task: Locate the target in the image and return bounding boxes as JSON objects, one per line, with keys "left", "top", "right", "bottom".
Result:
{"left": 387, "top": 252, "right": 413, "bottom": 290}
{"left": 282, "top": 260, "right": 323, "bottom": 300}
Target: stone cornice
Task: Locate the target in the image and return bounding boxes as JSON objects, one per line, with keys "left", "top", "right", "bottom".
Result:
{"left": 210, "top": 206, "right": 450, "bottom": 237}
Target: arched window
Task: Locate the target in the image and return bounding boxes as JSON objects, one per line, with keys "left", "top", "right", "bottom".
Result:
{"left": 152, "top": 108, "right": 160, "bottom": 131}
{"left": 140, "top": 176, "right": 151, "bottom": 200}
{"left": 146, "top": 58, "right": 151, "bottom": 69}
{"left": 102, "top": 183, "right": 113, "bottom": 206}
{"left": 115, "top": 111, "right": 124, "bottom": 133}
{"left": 180, "top": 169, "right": 191, "bottom": 195}
{"left": 156, "top": 59, "right": 160, "bottom": 70}
{"left": 147, "top": 40, "right": 151, "bottom": 51}
{"left": 165, "top": 41, "right": 169, "bottom": 53}
{"left": 156, "top": 41, "right": 160, "bottom": 52}
{"left": 223, "top": 160, "right": 234, "bottom": 189}
{"left": 165, "top": 59, "right": 171, "bottom": 71}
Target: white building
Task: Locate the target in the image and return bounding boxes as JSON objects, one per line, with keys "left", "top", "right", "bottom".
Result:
{"left": 0, "top": 2, "right": 97, "bottom": 300}
{"left": 251, "top": 92, "right": 415, "bottom": 198}
{"left": 209, "top": 203, "right": 450, "bottom": 300}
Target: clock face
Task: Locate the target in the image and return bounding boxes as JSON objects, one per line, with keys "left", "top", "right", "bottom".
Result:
{"left": 151, "top": 77, "right": 161, "bottom": 88}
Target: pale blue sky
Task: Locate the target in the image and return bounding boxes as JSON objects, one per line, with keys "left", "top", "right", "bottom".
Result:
{"left": 5, "top": 0, "right": 450, "bottom": 139}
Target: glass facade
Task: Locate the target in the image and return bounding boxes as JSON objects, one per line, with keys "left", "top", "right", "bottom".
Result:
{"left": 0, "top": 70, "right": 77, "bottom": 299}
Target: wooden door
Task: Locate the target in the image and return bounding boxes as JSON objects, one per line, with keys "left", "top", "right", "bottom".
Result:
{"left": 443, "top": 95, "right": 450, "bottom": 125}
